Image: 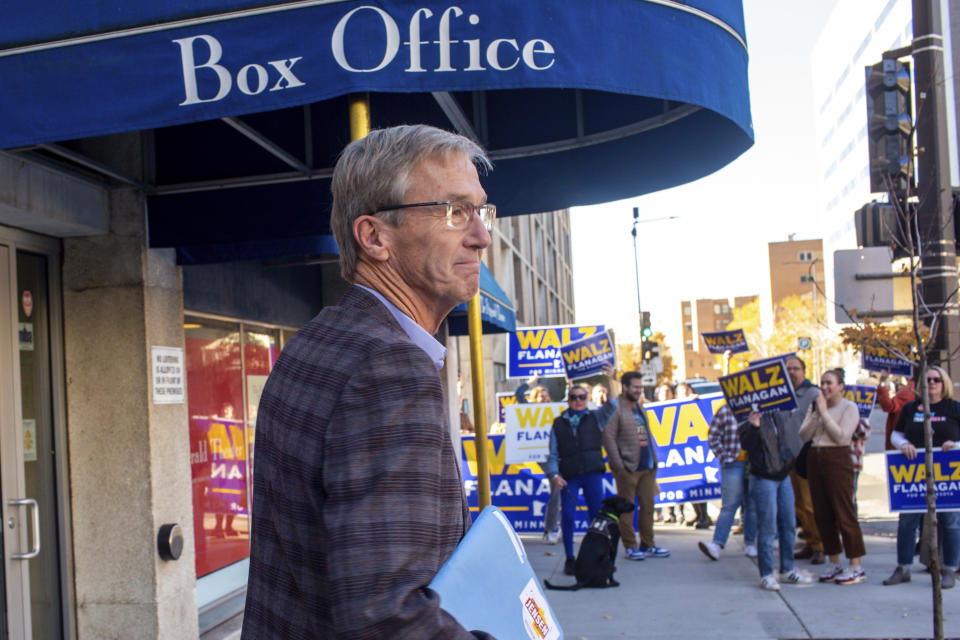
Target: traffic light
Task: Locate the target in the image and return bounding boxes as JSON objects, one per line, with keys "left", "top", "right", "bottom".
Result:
{"left": 865, "top": 59, "right": 912, "bottom": 193}
{"left": 641, "top": 341, "right": 658, "bottom": 361}
{"left": 641, "top": 311, "right": 652, "bottom": 338}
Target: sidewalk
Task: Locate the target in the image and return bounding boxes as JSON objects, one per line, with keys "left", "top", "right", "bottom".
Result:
{"left": 525, "top": 453, "right": 958, "bottom": 640}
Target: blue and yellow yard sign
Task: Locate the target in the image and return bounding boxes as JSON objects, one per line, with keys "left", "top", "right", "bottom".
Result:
{"left": 719, "top": 360, "right": 797, "bottom": 420}
{"left": 507, "top": 324, "right": 605, "bottom": 378}
{"left": 886, "top": 449, "right": 960, "bottom": 512}
{"left": 861, "top": 344, "right": 914, "bottom": 377}
{"left": 844, "top": 384, "right": 877, "bottom": 419}
{"left": 497, "top": 392, "right": 518, "bottom": 425}
{"left": 701, "top": 329, "right": 749, "bottom": 354}
{"left": 560, "top": 329, "right": 615, "bottom": 379}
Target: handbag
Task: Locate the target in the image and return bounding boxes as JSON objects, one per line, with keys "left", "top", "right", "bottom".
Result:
{"left": 794, "top": 441, "right": 812, "bottom": 479}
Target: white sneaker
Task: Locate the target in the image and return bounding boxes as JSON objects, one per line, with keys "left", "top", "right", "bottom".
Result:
{"left": 543, "top": 529, "right": 560, "bottom": 545}
{"left": 744, "top": 544, "right": 758, "bottom": 558}
{"left": 779, "top": 569, "right": 814, "bottom": 585}
{"left": 698, "top": 540, "right": 720, "bottom": 561}
{"left": 760, "top": 574, "right": 781, "bottom": 591}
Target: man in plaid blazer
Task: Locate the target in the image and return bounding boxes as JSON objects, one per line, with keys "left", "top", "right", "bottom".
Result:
{"left": 242, "top": 125, "right": 495, "bottom": 639}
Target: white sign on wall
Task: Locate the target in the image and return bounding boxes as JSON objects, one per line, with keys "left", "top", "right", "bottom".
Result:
{"left": 152, "top": 346, "right": 185, "bottom": 404}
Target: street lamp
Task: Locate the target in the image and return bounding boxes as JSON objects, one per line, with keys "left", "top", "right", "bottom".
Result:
{"left": 631, "top": 207, "right": 679, "bottom": 340}
{"left": 631, "top": 207, "right": 679, "bottom": 388}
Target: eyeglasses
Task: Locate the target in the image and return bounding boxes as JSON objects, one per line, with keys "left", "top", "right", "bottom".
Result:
{"left": 568, "top": 393, "right": 588, "bottom": 401}
{"left": 927, "top": 377, "right": 942, "bottom": 384}
{"left": 370, "top": 200, "right": 496, "bottom": 231}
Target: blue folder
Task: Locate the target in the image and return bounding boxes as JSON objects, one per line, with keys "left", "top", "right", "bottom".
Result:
{"left": 429, "top": 505, "right": 563, "bottom": 640}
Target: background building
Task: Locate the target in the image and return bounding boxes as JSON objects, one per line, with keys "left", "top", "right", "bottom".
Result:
{"left": 768, "top": 237, "right": 825, "bottom": 316}
{"left": 810, "top": 0, "right": 960, "bottom": 315}
{"left": 680, "top": 295, "right": 758, "bottom": 380}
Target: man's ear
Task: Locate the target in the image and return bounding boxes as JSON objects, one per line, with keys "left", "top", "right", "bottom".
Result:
{"left": 353, "top": 215, "right": 392, "bottom": 263}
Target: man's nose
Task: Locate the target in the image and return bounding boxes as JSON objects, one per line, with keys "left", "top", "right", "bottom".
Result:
{"left": 465, "top": 212, "right": 492, "bottom": 250}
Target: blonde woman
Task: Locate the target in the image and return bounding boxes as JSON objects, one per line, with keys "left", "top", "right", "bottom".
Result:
{"left": 799, "top": 368, "right": 866, "bottom": 585}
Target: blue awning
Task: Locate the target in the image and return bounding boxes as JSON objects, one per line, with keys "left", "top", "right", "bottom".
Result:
{"left": 447, "top": 263, "right": 516, "bottom": 335}
{"left": 2, "top": 1, "right": 753, "bottom": 261}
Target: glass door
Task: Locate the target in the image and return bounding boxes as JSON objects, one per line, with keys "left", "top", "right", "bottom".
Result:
{"left": 0, "top": 242, "right": 66, "bottom": 639}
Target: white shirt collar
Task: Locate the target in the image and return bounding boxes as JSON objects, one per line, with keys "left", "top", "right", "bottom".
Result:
{"left": 355, "top": 285, "right": 447, "bottom": 370}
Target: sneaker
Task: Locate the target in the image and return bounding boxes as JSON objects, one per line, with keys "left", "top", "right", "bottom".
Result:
{"left": 543, "top": 529, "right": 560, "bottom": 545}
{"left": 744, "top": 544, "right": 758, "bottom": 558}
{"left": 883, "top": 565, "right": 911, "bottom": 586}
{"left": 818, "top": 564, "right": 843, "bottom": 583}
{"left": 942, "top": 568, "right": 956, "bottom": 589}
{"left": 760, "top": 574, "right": 781, "bottom": 591}
{"left": 563, "top": 556, "right": 576, "bottom": 575}
{"left": 779, "top": 569, "right": 814, "bottom": 585}
{"left": 698, "top": 540, "right": 720, "bottom": 561}
{"left": 638, "top": 546, "right": 670, "bottom": 558}
{"left": 624, "top": 547, "right": 646, "bottom": 561}
{"left": 834, "top": 567, "right": 866, "bottom": 585}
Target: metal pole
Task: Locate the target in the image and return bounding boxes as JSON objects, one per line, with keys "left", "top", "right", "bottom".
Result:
{"left": 912, "top": 0, "right": 959, "bottom": 382}
{"left": 632, "top": 207, "right": 643, "bottom": 342}
{"left": 349, "top": 93, "right": 370, "bottom": 140}
{"left": 467, "top": 293, "right": 491, "bottom": 508}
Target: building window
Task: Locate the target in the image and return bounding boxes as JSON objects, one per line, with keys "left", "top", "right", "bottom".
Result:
{"left": 714, "top": 319, "right": 727, "bottom": 331}
{"left": 493, "top": 362, "right": 506, "bottom": 382}
{"left": 685, "top": 340, "right": 694, "bottom": 351}
{"left": 683, "top": 305, "right": 691, "bottom": 317}
{"left": 185, "top": 316, "right": 283, "bottom": 588}
{"left": 713, "top": 303, "right": 730, "bottom": 314}
{"left": 798, "top": 251, "right": 815, "bottom": 262}
{"left": 684, "top": 322, "right": 692, "bottom": 333}
{"left": 801, "top": 273, "right": 815, "bottom": 283}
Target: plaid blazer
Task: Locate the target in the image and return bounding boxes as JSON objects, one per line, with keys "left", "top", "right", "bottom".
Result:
{"left": 241, "top": 286, "right": 484, "bottom": 639}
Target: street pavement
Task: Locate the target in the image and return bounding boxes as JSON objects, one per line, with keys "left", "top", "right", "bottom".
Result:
{"left": 524, "top": 451, "right": 958, "bottom": 640}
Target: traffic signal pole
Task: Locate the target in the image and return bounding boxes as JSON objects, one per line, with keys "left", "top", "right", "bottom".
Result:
{"left": 910, "top": 0, "right": 959, "bottom": 380}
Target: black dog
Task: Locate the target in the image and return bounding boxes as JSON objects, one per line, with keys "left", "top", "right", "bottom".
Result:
{"left": 544, "top": 496, "right": 635, "bottom": 590}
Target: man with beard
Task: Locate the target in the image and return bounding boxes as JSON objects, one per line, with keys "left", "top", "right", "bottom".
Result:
{"left": 603, "top": 371, "right": 671, "bottom": 561}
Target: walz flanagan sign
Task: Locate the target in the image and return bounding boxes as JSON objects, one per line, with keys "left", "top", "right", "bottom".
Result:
{"left": 719, "top": 360, "right": 797, "bottom": 420}
{"left": 507, "top": 324, "right": 604, "bottom": 378}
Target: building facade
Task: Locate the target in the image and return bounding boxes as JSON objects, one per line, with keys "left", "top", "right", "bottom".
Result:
{"left": 810, "top": 0, "right": 960, "bottom": 310}
{"left": 768, "top": 237, "right": 825, "bottom": 316}
{"left": 680, "top": 295, "right": 758, "bottom": 380}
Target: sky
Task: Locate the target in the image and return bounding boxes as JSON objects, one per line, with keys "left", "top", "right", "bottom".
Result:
{"left": 569, "top": 0, "right": 841, "bottom": 374}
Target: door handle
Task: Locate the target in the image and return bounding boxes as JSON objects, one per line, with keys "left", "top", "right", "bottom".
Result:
{"left": 9, "top": 498, "right": 40, "bottom": 560}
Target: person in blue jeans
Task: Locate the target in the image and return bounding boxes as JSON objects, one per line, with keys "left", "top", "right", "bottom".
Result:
{"left": 545, "top": 366, "right": 617, "bottom": 575}
{"left": 739, "top": 409, "right": 813, "bottom": 590}
{"left": 884, "top": 364, "right": 960, "bottom": 588}
{"left": 699, "top": 403, "right": 757, "bottom": 560}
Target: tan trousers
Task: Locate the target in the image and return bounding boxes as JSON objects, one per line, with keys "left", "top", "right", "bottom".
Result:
{"left": 790, "top": 467, "right": 823, "bottom": 552}
{"left": 614, "top": 468, "right": 658, "bottom": 549}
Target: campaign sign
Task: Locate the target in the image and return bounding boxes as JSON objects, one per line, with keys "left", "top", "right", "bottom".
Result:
{"left": 461, "top": 433, "right": 616, "bottom": 533}
{"left": 861, "top": 344, "right": 913, "bottom": 377}
{"left": 469, "top": 395, "right": 725, "bottom": 532}
{"left": 504, "top": 402, "right": 567, "bottom": 464}
{"left": 560, "top": 330, "right": 615, "bottom": 380}
{"left": 886, "top": 448, "right": 960, "bottom": 512}
{"left": 497, "top": 392, "right": 518, "bottom": 425}
{"left": 701, "top": 329, "right": 749, "bottom": 354}
{"left": 189, "top": 416, "right": 248, "bottom": 515}
{"left": 719, "top": 361, "right": 797, "bottom": 420}
{"left": 844, "top": 384, "right": 877, "bottom": 419}
{"left": 645, "top": 394, "right": 725, "bottom": 504}
{"left": 748, "top": 352, "right": 796, "bottom": 368}
{"left": 507, "top": 324, "right": 605, "bottom": 378}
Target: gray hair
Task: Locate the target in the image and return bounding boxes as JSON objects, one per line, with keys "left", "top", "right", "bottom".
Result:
{"left": 331, "top": 125, "right": 491, "bottom": 281}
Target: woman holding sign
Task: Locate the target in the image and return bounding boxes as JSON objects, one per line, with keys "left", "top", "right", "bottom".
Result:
{"left": 884, "top": 365, "right": 960, "bottom": 588}
{"left": 798, "top": 369, "right": 866, "bottom": 585}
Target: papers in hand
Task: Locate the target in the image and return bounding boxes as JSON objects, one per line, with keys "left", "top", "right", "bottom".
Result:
{"left": 429, "top": 506, "right": 562, "bottom": 640}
